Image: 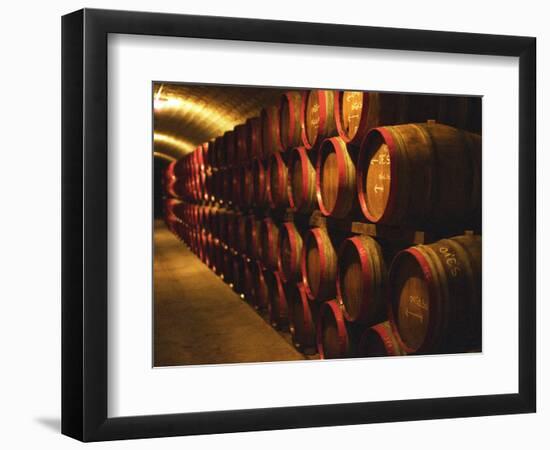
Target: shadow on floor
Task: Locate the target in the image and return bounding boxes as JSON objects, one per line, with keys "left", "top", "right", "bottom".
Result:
{"left": 35, "top": 417, "right": 61, "bottom": 433}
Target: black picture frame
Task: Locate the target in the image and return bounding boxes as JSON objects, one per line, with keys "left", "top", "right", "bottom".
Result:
{"left": 61, "top": 8, "right": 536, "bottom": 442}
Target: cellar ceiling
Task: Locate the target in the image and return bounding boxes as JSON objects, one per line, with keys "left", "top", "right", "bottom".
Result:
{"left": 153, "top": 82, "right": 283, "bottom": 160}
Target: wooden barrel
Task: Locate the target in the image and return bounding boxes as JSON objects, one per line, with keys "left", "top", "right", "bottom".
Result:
{"left": 169, "top": 199, "right": 184, "bottom": 221}
{"left": 223, "top": 130, "right": 236, "bottom": 168}
{"left": 230, "top": 166, "right": 241, "bottom": 207}
{"left": 316, "top": 136, "right": 359, "bottom": 218}
{"left": 221, "top": 168, "right": 232, "bottom": 206}
{"left": 317, "top": 300, "right": 355, "bottom": 359}
{"left": 232, "top": 253, "right": 245, "bottom": 294}
{"left": 301, "top": 227, "right": 338, "bottom": 301}
{"left": 288, "top": 146, "right": 317, "bottom": 213}
{"left": 267, "top": 151, "right": 290, "bottom": 209}
{"left": 260, "top": 218, "right": 280, "bottom": 270}
{"left": 252, "top": 261, "right": 269, "bottom": 310}
{"left": 243, "top": 256, "right": 256, "bottom": 304}
{"left": 265, "top": 270, "right": 289, "bottom": 330}
{"left": 357, "top": 321, "right": 406, "bottom": 357}
{"left": 238, "top": 163, "right": 254, "bottom": 207}
{"left": 279, "top": 91, "right": 304, "bottom": 151}
{"left": 336, "top": 235, "right": 387, "bottom": 324}
{"left": 204, "top": 170, "right": 213, "bottom": 202}
{"left": 278, "top": 222, "right": 303, "bottom": 282}
{"left": 252, "top": 158, "right": 268, "bottom": 207}
{"left": 213, "top": 239, "right": 224, "bottom": 274}
{"left": 357, "top": 123, "right": 481, "bottom": 227}
{"left": 235, "top": 214, "right": 249, "bottom": 254}
{"left": 222, "top": 245, "right": 233, "bottom": 284}
{"left": 246, "top": 215, "right": 263, "bottom": 260}
{"left": 246, "top": 116, "right": 262, "bottom": 159}
{"left": 261, "top": 105, "right": 283, "bottom": 156}
{"left": 388, "top": 235, "right": 481, "bottom": 354}
{"left": 234, "top": 124, "right": 248, "bottom": 163}
{"left": 224, "top": 210, "right": 238, "bottom": 250}
{"left": 301, "top": 89, "right": 337, "bottom": 150}
{"left": 286, "top": 282, "right": 318, "bottom": 354}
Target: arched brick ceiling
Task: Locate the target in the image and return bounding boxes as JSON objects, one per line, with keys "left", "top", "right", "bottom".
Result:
{"left": 153, "top": 82, "right": 284, "bottom": 160}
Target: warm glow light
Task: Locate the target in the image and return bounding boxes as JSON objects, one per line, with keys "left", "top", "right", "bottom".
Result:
{"left": 153, "top": 93, "right": 235, "bottom": 131}
{"left": 154, "top": 133, "right": 195, "bottom": 155}
{"left": 153, "top": 151, "right": 176, "bottom": 161}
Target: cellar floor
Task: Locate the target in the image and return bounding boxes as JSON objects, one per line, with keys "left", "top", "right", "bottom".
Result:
{"left": 154, "top": 219, "right": 306, "bottom": 366}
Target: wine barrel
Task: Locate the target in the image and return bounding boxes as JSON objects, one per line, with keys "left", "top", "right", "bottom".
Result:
{"left": 280, "top": 91, "right": 304, "bottom": 151}
{"left": 222, "top": 245, "right": 234, "bottom": 284}
{"left": 243, "top": 256, "right": 256, "bottom": 303}
{"left": 169, "top": 199, "right": 184, "bottom": 221}
{"left": 288, "top": 146, "right": 317, "bottom": 213}
{"left": 234, "top": 124, "right": 248, "bottom": 163}
{"left": 336, "top": 235, "right": 387, "bottom": 324}
{"left": 213, "top": 239, "right": 224, "bottom": 275}
{"left": 357, "top": 321, "right": 406, "bottom": 357}
{"left": 173, "top": 154, "right": 187, "bottom": 178}
{"left": 316, "top": 136, "right": 359, "bottom": 218}
{"left": 210, "top": 169, "right": 221, "bottom": 203}
{"left": 260, "top": 218, "right": 280, "bottom": 270}
{"left": 223, "top": 130, "right": 236, "bottom": 168}
{"left": 388, "top": 235, "right": 481, "bottom": 354}
{"left": 357, "top": 123, "right": 481, "bottom": 227}
{"left": 165, "top": 160, "right": 176, "bottom": 181}
{"left": 231, "top": 166, "right": 241, "bottom": 207}
{"left": 224, "top": 210, "right": 238, "bottom": 250}
{"left": 246, "top": 215, "right": 263, "bottom": 260}
{"left": 265, "top": 270, "right": 289, "bottom": 330}
{"left": 301, "top": 89, "right": 337, "bottom": 150}
{"left": 252, "top": 261, "right": 269, "bottom": 310}
{"left": 252, "top": 158, "right": 268, "bottom": 207}
{"left": 286, "top": 282, "right": 318, "bottom": 353}
{"left": 246, "top": 116, "right": 262, "bottom": 159}
{"left": 261, "top": 105, "right": 283, "bottom": 156}
{"left": 204, "top": 169, "right": 213, "bottom": 202}
{"left": 221, "top": 167, "right": 232, "bottom": 205}
{"left": 239, "top": 163, "right": 254, "bottom": 207}
{"left": 317, "top": 300, "right": 355, "bottom": 359}
{"left": 267, "top": 151, "right": 290, "bottom": 209}
{"left": 232, "top": 253, "right": 245, "bottom": 294}
{"left": 301, "top": 227, "right": 338, "bottom": 302}
{"left": 235, "top": 214, "right": 249, "bottom": 254}
{"left": 278, "top": 222, "right": 303, "bottom": 282}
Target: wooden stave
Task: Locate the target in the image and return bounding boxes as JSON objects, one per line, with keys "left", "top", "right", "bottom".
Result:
{"left": 286, "top": 282, "right": 318, "bottom": 353}
{"left": 246, "top": 116, "right": 262, "bottom": 159}
{"left": 266, "top": 151, "right": 290, "bottom": 209}
{"left": 278, "top": 221, "right": 304, "bottom": 282}
{"left": 288, "top": 146, "right": 317, "bottom": 213}
{"left": 261, "top": 105, "right": 284, "bottom": 156}
{"left": 260, "top": 218, "right": 281, "bottom": 271}
{"left": 265, "top": 270, "right": 290, "bottom": 330}
{"left": 301, "top": 227, "right": 338, "bottom": 302}
{"left": 279, "top": 91, "right": 304, "bottom": 151}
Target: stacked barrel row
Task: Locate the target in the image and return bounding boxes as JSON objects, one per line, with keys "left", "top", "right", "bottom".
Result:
{"left": 163, "top": 88, "right": 482, "bottom": 358}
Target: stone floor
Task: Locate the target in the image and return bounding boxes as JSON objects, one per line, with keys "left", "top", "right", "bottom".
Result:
{"left": 153, "top": 220, "right": 306, "bottom": 366}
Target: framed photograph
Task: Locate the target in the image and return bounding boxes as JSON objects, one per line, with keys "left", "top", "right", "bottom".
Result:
{"left": 62, "top": 8, "right": 536, "bottom": 441}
